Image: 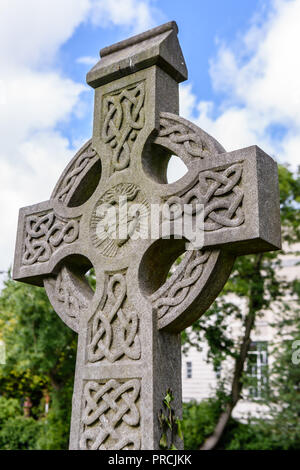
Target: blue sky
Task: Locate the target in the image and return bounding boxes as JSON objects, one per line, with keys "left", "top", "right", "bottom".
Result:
{"left": 0, "top": 0, "right": 299, "bottom": 272}
{"left": 57, "top": 0, "right": 268, "bottom": 144}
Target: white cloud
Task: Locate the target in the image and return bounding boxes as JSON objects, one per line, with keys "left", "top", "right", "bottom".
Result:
{"left": 180, "top": 0, "right": 300, "bottom": 169}
{"left": 0, "top": 0, "right": 91, "bottom": 67}
{"left": 89, "top": 0, "right": 160, "bottom": 33}
{"left": 1, "top": 71, "right": 85, "bottom": 146}
{"left": 210, "top": 0, "right": 300, "bottom": 127}
{"left": 0, "top": 131, "right": 74, "bottom": 279}
{"left": 76, "top": 56, "right": 99, "bottom": 66}
{"left": 179, "top": 83, "right": 197, "bottom": 120}
{"left": 0, "top": 2, "right": 91, "bottom": 271}
{"left": 0, "top": 0, "right": 160, "bottom": 271}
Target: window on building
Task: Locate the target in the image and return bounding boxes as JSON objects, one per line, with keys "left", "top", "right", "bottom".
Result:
{"left": 186, "top": 361, "right": 192, "bottom": 379}
{"left": 247, "top": 341, "right": 268, "bottom": 399}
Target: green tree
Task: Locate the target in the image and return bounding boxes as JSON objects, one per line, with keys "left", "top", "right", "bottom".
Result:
{"left": 266, "top": 281, "right": 300, "bottom": 449}
{"left": 0, "top": 278, "right": 77, "bottom": 448}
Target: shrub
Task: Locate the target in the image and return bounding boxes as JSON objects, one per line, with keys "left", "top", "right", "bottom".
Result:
{"left": 0, "top": 415, "right": 41, "bottom": 450}
{"left": 0, "top": 396, "right": 22, "bottom": 425}
{"left": 182, "top": 399, "right": 222, "bottom": 449}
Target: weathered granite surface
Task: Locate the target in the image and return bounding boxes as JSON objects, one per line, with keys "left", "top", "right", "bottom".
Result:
{"left": 13, "top": 21, "right": 281, "bottom": 450}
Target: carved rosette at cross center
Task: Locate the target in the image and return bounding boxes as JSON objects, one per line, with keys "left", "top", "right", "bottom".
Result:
{"left": 90, "top": 183, "right": 150, "bottom": 258}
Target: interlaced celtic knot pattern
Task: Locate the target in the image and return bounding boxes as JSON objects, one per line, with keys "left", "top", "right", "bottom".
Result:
{"left": 102, "top": 81, "right": 145, "bottom": 172}
{"left": 80, "top": 379, "right": 141, "bottom": 450}
{"left": 55, "top": 141, "right": 99, "bottom": 204}
{"left": 158, "top": 113, "right": 225, "bottom": 162}
{"left": 87, "top": 272, "right": 140, "bottom": 363}
{"left": 22, "top": 212, "right": 79, "bottom": 265}
{"left": 166, "top": 163, "right": 244, "bottom": 232}
{"left": 150, "top": 250, "right": 213, "bottom": 318}
{"left": 55, "top": 267, "right": 89, "bottom": 320}
{"left": 199, "top": 163, "right": 244, "bottom": 230}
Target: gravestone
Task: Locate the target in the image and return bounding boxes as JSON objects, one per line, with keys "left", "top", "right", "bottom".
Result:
{"left": 13, "top": 21, "right": 281, "bottom": 450}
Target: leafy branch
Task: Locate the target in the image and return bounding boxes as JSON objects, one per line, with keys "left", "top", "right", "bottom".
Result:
{"left": 158, "top": 388, "right": 183, "bottom": 450}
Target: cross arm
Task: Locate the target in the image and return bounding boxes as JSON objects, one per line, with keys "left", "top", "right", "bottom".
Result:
{"left": 146, "top": 144, "right": 281, "bottom": 333}
{"left": 166, "top": 145, "right": 281, "bottom": 255}
{"left": 13, "top": 199, "right": 86, "bottom": 286}
{"left": 13, "top": 139, "right": 102, "bottom": 287}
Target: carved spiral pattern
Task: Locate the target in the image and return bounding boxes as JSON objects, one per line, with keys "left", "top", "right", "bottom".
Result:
{"left": 80, "top": 379, "right": 140, "bottom": 450}
{"left": 22, "top": 212, "right": 79, "bottom": 265}
{"left": 150, "top": 250, "right": 212, "bottom": 318}
{"left": 88, "top": 273, "right": 140, "bottom": 363}
{"left": 102, "top": 82, "right": 145, "bottom": 172}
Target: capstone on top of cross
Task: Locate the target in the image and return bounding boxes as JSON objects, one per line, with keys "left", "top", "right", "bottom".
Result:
{"left": 86, "top": 21, "right": 188, "bottom": 88}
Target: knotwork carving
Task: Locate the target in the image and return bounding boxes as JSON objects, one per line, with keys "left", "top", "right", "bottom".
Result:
{"left": 55, "top": 267, "right": 89, "bottom": 320}
{"left": 80, "top": 379, "right": 141, "bottom": 450}
{"left": 102, "top": 81, "right": 145, "bottom": 172}
{"left": 54, "top": 141, "right": 99, "bottom": 204}
{"left": 87, "top": 272, "right": 140, "bottom": 363}
{"left": 90, "top": 183, "right": 149, "bottom": 258}
{"left": 22, "top": 212, "right": 79, "bottom": 265}
{"left": 165, "top": 163, "right": 244, "bottom": 231}
{"left": 150, "top": 250, "right": 213, "bottom": 318}
{"left": 157, "top": 113, "right": 225, "bottom": 163}
{"left": 200, "top": 163, "right": 244, "bottom": 230}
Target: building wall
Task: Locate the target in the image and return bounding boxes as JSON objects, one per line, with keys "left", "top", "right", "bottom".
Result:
{"left": 182, "top": 345, "right": 216, "bottom": 402}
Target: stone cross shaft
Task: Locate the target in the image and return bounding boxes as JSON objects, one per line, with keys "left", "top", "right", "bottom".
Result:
{"left": 13, "top": 22, "right": 281, "bottom": 450}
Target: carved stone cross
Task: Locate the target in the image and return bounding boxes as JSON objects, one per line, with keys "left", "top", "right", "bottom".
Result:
{"left": 13, "top": 22, "right": 281, "bottom": 450}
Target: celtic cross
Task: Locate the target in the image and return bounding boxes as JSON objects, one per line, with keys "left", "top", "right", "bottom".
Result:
{"left": 13, "top": 22, "right": 281, "bottom": 450}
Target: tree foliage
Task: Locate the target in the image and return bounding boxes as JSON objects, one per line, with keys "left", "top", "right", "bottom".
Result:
{"left": 0, "top": 279, "right": 77, "bottom": 449}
